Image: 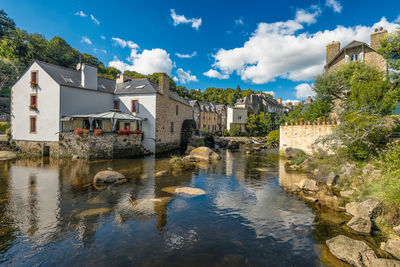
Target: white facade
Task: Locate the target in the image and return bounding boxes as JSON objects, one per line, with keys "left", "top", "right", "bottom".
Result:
{"left": 227, "top": 107, "right": 247, "bottom": 132}
{"left": 11, "top": 62, "right": 61, "bottom": 142}
{"left": 118, "top": 94, "right": 156, "bottom": 152}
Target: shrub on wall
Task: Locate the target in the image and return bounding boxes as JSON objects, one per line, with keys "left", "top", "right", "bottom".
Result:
{"left": 0, "top": 122, "right": 10, "bottom": 133}
{"left": 267, "top": 130, "right": 279, "bottom": 147}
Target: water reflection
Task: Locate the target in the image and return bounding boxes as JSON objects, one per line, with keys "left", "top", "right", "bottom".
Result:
{"left": 0, "top": 149, "right": 343, "bottom": 266}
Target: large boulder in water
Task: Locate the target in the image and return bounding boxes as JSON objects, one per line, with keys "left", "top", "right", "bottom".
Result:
{"left": 285, "top": 147, "right": 305, "bottom": 160}
{"left": 94, "top": 170, "right": 126, "bottom": 184}
{"left": 326, "top": 235, "right": 377, "bottom": 267}
{"left": 347, "top": 216, "right": 372, "bottom": 234}
{"left": 0, "top": 151, "right": 17, "bottom": 161}
{"left": 189, "top": 147, "right": 220, "bottom": 161}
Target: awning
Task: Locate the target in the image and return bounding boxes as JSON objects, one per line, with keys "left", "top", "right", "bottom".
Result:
{"left": 62, "top": 110, "right": 147, "bottom": 121}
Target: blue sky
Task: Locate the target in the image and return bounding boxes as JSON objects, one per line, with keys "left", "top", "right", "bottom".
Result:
{"left": 1, "top": 0, "right": 399, "bottom": 102}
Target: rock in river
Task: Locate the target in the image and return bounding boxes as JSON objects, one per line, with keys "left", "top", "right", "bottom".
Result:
{"left": 370, "top": 258, "right": 400, "bottom": 267}
{"left": 189, "top": 147, "right": 220, "bottom": 161}
{"left": 162, "top": 186, "right": 206, "bottom": 196}
{"left": 326, "top": 235, "right": 377, "bottom": 267}
{"left": 0, "top": 151, "right": 17, "bottom": 161}
{"left": 345, "top": 199, "right": 381, "bottom": 219}
{"left": 382, "top": 239, "right": 400, "bottom": 260}
{"left": 75, "top": 208, "right": 112, "bottom": 217}
{"left": 347, "top": 216, "right": 372, "bottom": 234}
{"left": 298, "top": 179, "right": 319, "bottom": 192}
{"left": 94, "top": 170, "right": 126, "bottom": 184}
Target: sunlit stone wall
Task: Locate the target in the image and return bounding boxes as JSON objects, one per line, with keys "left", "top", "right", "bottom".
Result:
{"left": 279, "top": 124, "right": 333, "bottom": 154}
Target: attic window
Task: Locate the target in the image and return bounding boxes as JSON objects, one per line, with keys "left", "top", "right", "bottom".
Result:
{"left": 62, "top": 76, "right": 73, "bottom": 83}
{"left": 351, "top": 54, "right": 358, "bottom": 62}
{"left": 135, "top": 85, "right": 146, "bottom": 89}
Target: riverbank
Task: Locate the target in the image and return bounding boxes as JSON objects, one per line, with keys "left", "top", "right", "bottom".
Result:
{"left": 282, "top": 147, "right": 400, "bottom": 265}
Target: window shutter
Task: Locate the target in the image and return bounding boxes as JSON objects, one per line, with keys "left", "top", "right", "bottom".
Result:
{"left": 134, "top": 101, "right": 139, "bottom": 113}
{"left": 345, "top": 55, "right": 349, "bottom": 63}
{"left": 359, "top": 52, "right": 364, "bottom": 62}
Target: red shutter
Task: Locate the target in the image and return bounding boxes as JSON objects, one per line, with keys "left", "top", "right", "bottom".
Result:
{"left": 31, "top": 72, "right": 37, "bottom": 83}
{"left": 31, "top": 95, "right": 37, "bottom": 105}
{"left": 131, "top": 100, "right": 136, "bottom": 113}
{"left": 30, "top": 117, "right": 36, "bottom": 133}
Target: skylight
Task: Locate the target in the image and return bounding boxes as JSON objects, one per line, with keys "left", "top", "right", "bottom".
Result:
{"left": 62, "top": 76, "right": 73, "bottom": 83}
{"left": 135, "top": 85, "right": 146, "bottom": 89}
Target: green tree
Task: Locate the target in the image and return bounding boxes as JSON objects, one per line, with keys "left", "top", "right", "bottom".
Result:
{"left": 378, "top": 26, "right": 400, "bottom": 89}
{"left": 45, "top": 37, "right": 80, "bottom": 68}
{"left": 302, "top": 99, "right": 332, "bottom": 122}
{"left": 0, "top": 9, "right": 15, "bottom": 39}
{"left": 246, "top": 114, "right": 259, "bottom": 136}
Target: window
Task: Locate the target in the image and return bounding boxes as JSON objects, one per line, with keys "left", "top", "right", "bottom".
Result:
{"left": 30, "top": 116, "right": 37, "bottom": 133}
{"left": 351, "top": 54, "right": 358, "bottom": 62}
{"left": 170, "top": 122, "right": 174, "bottom": 133}
{"left": 124, "top": 123, "right": 130, "bottom": 130}
{"left": 31, "top": 71, "right": 38, "bottom": 85}
{"left": 30, "top": 94, "right": 37, "bottom": 110}
{"left": 131, "top": 100, "right": 139, "bottom": 113}
{"left": 113, "top": 100, "right": 120, "bottom": 110}
{"left": 238, "top": 116, "right": 242, "bottom": 120}
{"left": 176, "top": 105, "right": 179, "bottom": 116}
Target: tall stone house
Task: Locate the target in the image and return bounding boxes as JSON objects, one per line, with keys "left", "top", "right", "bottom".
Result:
{"left": 11, "top": 60, "right": 193, "bottom": 157}
{"left": 189, "top": 100, "right": 227, "bottom": 133}
{"left": 324, "top": 28, "right": 388, "bottom": 116}
{"left": 325, "top": 27, "right": 387, "bottom": 74}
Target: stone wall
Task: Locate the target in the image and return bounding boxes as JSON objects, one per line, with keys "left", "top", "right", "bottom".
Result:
{"left": 280, "top": 124, "right": 334, "bottom": 154}
{"left": 58, "top": 133, "right": 145, "bottom": 159}
{"left": 155, "top": 92, "right": 193, "bottom": 154}
{"left": 15, "top": 133, "right": 147, "bottom": 159}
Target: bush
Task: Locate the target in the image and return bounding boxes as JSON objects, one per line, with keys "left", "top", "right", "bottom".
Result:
{"left": 0, "top": 122, "right": 10, "bottom": 133}
{"left": 267, "top": 130, "right": 279, "bottom": 147}
{"left": 5, "top": 128, "right": 11, "bottom": 141}
{"left": 290, "top": 150, "right": 307, "bottom": 165}
{"left": 223, "top": 129, "right": 229, "bottom": 136}
{"left": 229, "top": 125, "right": 241, "bottom": 136}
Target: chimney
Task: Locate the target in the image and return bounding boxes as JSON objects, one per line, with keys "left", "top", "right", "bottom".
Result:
{"left": 370, "top": 27, "right": 387, "bottom": 50}
{"left": 158, "top": 73, "right": 169, "bottom": 95}
{"left": 326, "top": 41, "right": 340, "bottom": 64}
{"left": 275, "top": 98, "right": 282, "bottom": 104}
{"left": 79, "top": 63, "right": 97, "bottom": 90}
{"left": 116, "top": 74, "right": 134, "bottom": 84}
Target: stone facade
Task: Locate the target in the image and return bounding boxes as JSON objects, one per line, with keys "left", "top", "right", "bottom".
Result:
{"left": 279, "top": 124, "right": 333, "bottom": 154}
{"left": 325, "top": 29, "right": 387, "bottom": 74}
{"left": 15, "top": 133, "right": 145, "bottom": 159}
{"left": 155, "top": 74, "right": 193, "bottom": 153}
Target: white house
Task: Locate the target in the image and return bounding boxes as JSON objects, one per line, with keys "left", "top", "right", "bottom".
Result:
{"left": 11, "top": 60, "right": 193, "bottom": 157}
{"left": 227, "top": 106, "right": 247, "bottom": 133}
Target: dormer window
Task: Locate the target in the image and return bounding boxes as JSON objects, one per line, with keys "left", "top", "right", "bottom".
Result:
{"left": 113, "top": 100, "right": 120, "bottom": 110}
{"left": 131, "top": 100, "right": 139, "bottom": 114}
{"left": 351, "top": 54, "right": 358, "bottom": 62}
{"left": 30, "top": 71, "right": 38, "bottom": 88}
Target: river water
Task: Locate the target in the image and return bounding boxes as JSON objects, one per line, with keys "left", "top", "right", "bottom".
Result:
{"left": 0, "top": 147, "right": 351, "bottom": 266}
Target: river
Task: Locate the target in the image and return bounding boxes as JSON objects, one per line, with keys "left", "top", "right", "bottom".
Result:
{"left": 0, "top": 147, "right": 350, "bottom": 266}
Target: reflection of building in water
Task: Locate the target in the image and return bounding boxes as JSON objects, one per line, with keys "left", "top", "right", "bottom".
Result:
{"left": 225, "top": 150, "right": 246, "bottom": 179}
{"left": 278, "top": 158, "right": 308, "bottom": 191}
{"left": 8, "top": 165, "right": 60, "bottom": 244}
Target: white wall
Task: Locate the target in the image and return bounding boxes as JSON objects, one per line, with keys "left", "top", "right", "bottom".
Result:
{"left": 227, "top": 107, "right": 247, "bottom": 131}
{"left": 11, "top": 62, "right": 61, "bottom": 142}
{"left": 60, "top": 86, "right": 113, "bottom": 116}
{"left": 118, "top": 93, "right": 156, "bottom": 152}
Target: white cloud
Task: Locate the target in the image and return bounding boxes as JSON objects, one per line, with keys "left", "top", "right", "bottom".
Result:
{"left": 325, "top": 0, "right": 343, "bottom": 13}
{"left": 210, "top": 16, "right": 398, "bottom": 84}
{"left": 295, "top": 83, "right": 315, "bottom": 99}
{"left": 235, "top": 17, "right": 244, "bottom": 25}
{"left": 109, "top": 48, "right": 173, "bottom": 75}
{"left": 75, "top": 11, "right": 87, "bottom": 17}
{"left": 295, "top": 7, "right": 321, "bottom": 25}
{"left": 175, "top": 68, "right": 198, "bottom": 84}
{"left": 170, "top": 9, "right": 202, "bottom": 30}
{"left": 262, "top": 91, "right": 275, "bottom": 96}
{"left": 172, "top": 76, "right": 179, "bottom": 82}
{"left": 175, "top": 51, "right": 197, "bottom": 58}
{"left": 90, "top": 14, "right": 100, "bottom": 25}
{"left": 81, "top": 36, "right": 92, "bottom": 45}
{"left": 111, "top": 37, "right": 139, "bottom": 49}
{"left": 93, "top": 48, "right": 107, "bottom": 54}
{"left": 203, "top": 69, "right": 229, "bottom": 79}
{"left": 101, "top": 35, "right": 106, "bottom": 40}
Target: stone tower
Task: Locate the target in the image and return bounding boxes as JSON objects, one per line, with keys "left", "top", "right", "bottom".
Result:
{"left": 370, "top": 27, "right": 387, "bottom": 50}
{"left": 326, "top": 41, "right": 340, "bottom": 64}
{"left": 158, "top": 73, "right": 169, "bottom": 95}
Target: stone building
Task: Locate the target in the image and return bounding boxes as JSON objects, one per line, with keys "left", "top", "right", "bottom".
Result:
{"left": 10, "top": 60, "right": 194, "bottom": 158}
{"left": 325, "top": 27, "right": 387, "bottom": 74}
{"left": 191, "top": 101, "right": 227, "bottom": 133}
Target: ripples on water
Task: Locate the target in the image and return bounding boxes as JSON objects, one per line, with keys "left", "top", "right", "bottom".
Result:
{"left": 0, "top": 148, "right": 348, "bottom": 266}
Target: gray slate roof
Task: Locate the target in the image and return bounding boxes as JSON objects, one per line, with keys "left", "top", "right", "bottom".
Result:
{"left": 35, "top": 60, "right": 191, "bottom": 106}
{"left": 36, "top": 61, "right": 115, "bottom": 93}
